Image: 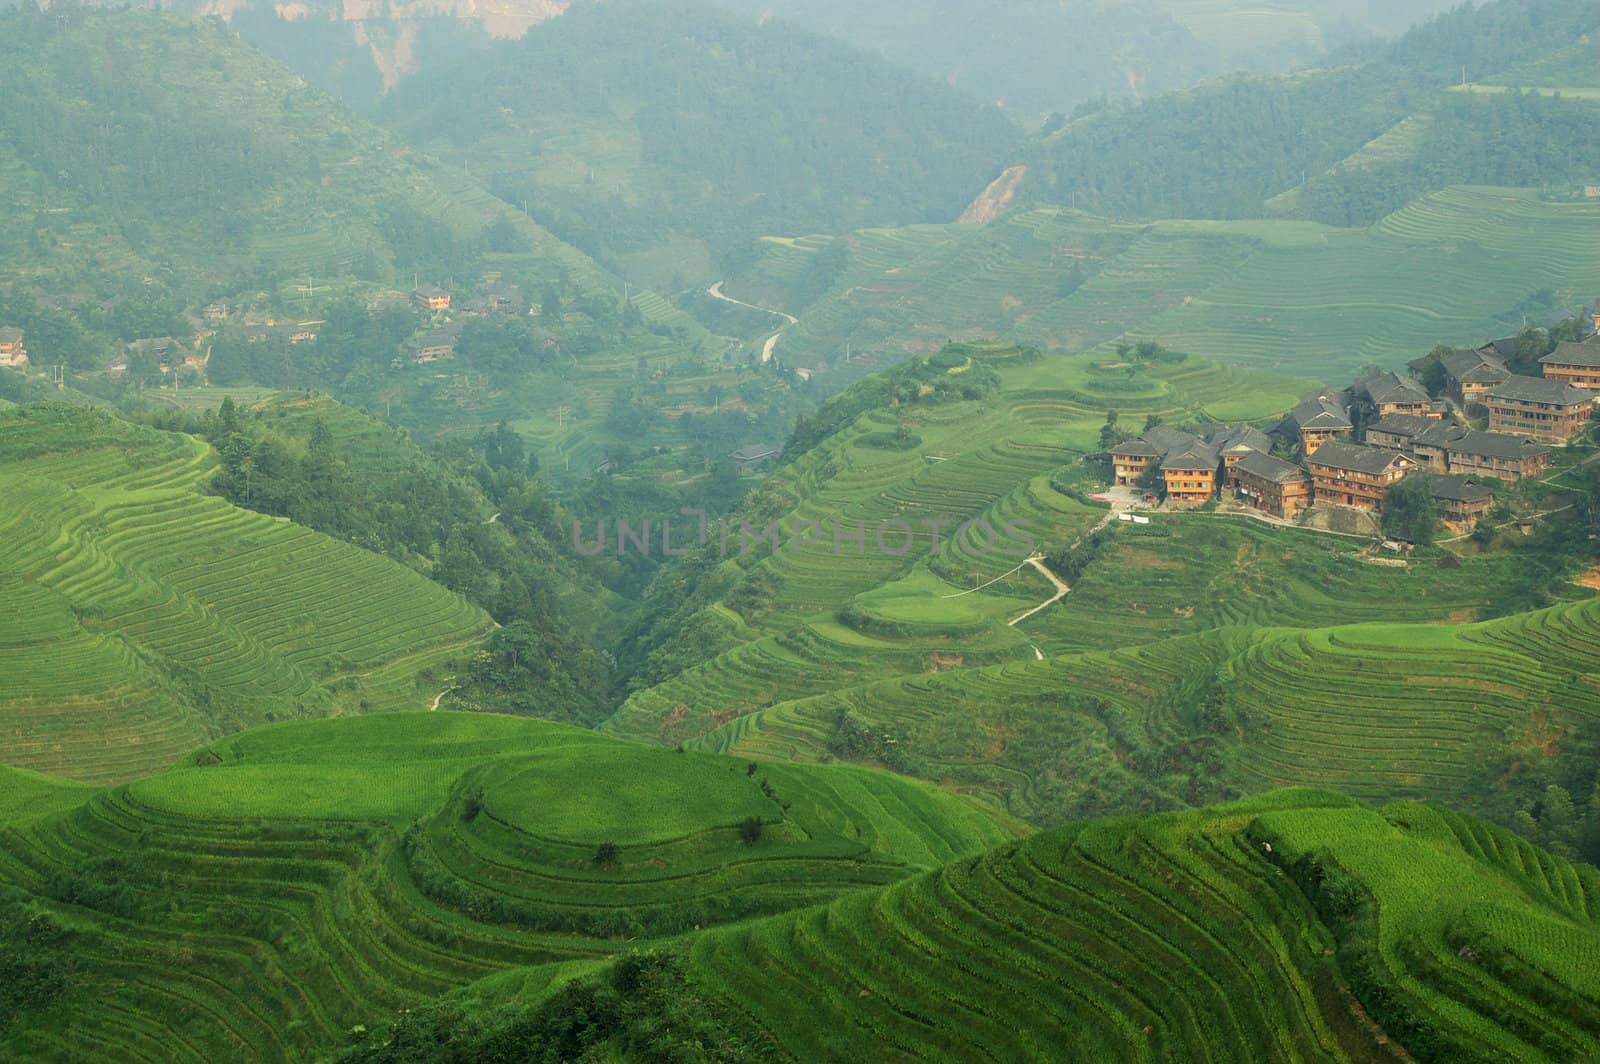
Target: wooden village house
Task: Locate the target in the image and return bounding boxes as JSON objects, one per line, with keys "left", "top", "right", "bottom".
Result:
{"left": 1540, "top": 335, "right": 1600, "bottom": 390}
{"left": 1486, "top": 376, "right": 1594, "bottom": 443}
{"left": 1232, "top": 451, "right": 1313, "bottom": 520}
{"left": 1306, "top": 442, "right": 1420, "bottom": 512}
{"left": 0, "top": 328, "right": 28, "bottom": 369}
{"left": 1277, "top": 394, "right": 1352, "bottom": 456}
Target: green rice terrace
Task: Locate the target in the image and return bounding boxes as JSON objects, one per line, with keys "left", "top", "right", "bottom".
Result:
{"left": 4, "top": 751, "right": 1596, "bottom": 1060}
{"left": 0, "top": 712, "right": 1022, "bottom": 1060}
{"left": 0, "top": 404, "right": 494, "bottom": 783}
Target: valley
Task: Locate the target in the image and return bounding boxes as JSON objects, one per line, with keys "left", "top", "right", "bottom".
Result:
{"left": 1, "top": 0, "right": 1599, "bottom": 1058}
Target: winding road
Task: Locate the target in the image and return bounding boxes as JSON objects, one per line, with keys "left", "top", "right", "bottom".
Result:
{"left": 1009, "top": 556, "right": 1071, "bottom": 627}
{"left": 707, "top": 281, "right": 797, "bottom": 363}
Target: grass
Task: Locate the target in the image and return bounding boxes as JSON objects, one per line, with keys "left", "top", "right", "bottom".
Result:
{"left": 0, "top": 712, "right": 1021, "bottom": 1060}
{"left": 0, "top": 404, "right": 495, "bottom": 783}
{"left": 736, "top": 186, "right": 1600, "bottom": 381}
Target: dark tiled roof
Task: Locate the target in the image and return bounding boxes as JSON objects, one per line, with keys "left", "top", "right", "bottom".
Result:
{"left": 1285, "top": 395, "right": 1352, "bottom": 431}
{"left": 1441, "top": 347, "right": 1509, "bottom": 379}
{"left": 1420, "top": 474, "right": 1494, "bottom": 504}
{"left": 1208, "top": 424, "right": 1271, "bottom": 455}
{"left": 1233, "top": 450, "right": 1309, "bottom": 485}
{"left": 1307, "top": 441, "right": 1416, "bottom": 475}
{"left": 1444, "top": 430, "right": 1549, "bottom": 461}
{"left": 1110, "top": 439, "right": 1162, "bottom": 458}
{"left": 1489, "top": 375, "right": 1594, "bottom": 406}
{"left": 1160, "top": 443, "right": 1220, "bottom": 473}
{"left": 1353, "top": 369, "right": 1428, "bottom": 406}
{"left": 1541, "top": 337, "right": 1600, "bottom": 369}
{"left": 0, "top": 328, "right": 21, "bottom": 343}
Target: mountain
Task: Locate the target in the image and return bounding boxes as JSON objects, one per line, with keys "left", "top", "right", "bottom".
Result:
{"left": 707, "top": 0, "right": 1462, "bottom": 122}
{"left": 378, "top": 0, "right": 1021, "bottom": 289}
{"left": 0, "top": 5, "right": 693, "bottom": 369}
{"left": 145, "top": 0, "right": 567, "bottom": 113}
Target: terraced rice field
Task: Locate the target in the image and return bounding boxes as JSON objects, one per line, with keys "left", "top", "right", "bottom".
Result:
{"left": 689, "top": 791, "right": 1600, "bottom": 1062}
{"left": 691, "top": 596, "right": 1600, "bottom": 825}
{"left": 0, "top": 406, "right": 494, "bottom": 782}
{"left": 0, "top": 713, "right": 1019, "bottom": 1060}
{"left": 610, "top": 348, "right": 1266, "bottom": 743}
{"left": 747, "top": 186, "right": 1600, "bottom": 381}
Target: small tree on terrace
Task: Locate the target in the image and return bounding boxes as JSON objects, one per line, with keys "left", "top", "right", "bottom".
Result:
{"left": 1382, "top": 478, "right": 1438, "bottom": 546}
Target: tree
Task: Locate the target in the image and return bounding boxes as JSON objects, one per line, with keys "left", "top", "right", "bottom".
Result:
{"left": 593, "top": 841, "right": 619, "bottom": 868}
{"left": 1098, "top": 411, "right": 1125, "bottom": 451}
{"left": 739, "top": 817, "right": 764, "bottom": 845}
{"left": 540, "top": 284, "right": 563, "bottom": 324}
{"left": 1382, "top": 478, "right": 1438, "bottom": 546}
{"left": 1419, "top": 345, "right": 1451, "bottom": 397}
{"left": 1142, "top": 414, "right": 1164, "bottom": 433}
{"left": 1538, "top": 784, "right": 1579, "bottom": 859}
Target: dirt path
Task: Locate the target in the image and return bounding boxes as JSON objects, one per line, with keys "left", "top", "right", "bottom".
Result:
{"left": 1009, "top": 556, "right": 1071, "bottom": 627}
{"left": 429, "top": 687, "right": 454, "bottom": 711}
{"left": 708, "top": 281, "right": 797, "bottom": 364}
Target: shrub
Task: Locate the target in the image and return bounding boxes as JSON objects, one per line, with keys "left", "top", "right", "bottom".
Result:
{"left": 739, "top": 817, "right": 764, "bottom": 845}
{"left": 594, "top": 842, "right": 620, "bottom": 868}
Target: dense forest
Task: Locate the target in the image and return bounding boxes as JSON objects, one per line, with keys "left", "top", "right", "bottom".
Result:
{"left": 381, "top": 0, "right": 1020, "bottom": 277}
{"left": 1016, "top": 0, "right": 1600, "bottom": 221}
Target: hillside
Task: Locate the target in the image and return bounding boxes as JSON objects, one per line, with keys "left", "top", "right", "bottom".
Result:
{"left": 724, "top": 187, "right": 1600, "bottom": 381}
{"left": 0, "top": 403, "right": 495, "bottom": 783}
{"left": 378, "top": 0, "right": 1021, "bottom": 288}
{"left": 0, "top": 712, "right": 1021, "bottom": 1060}
{"left": 0, "top": 5, "right": 696, "bottom": 368}
{"left": 603, "top": 341, "right": 1600, "bottom": 838}
{"left": 707, "top": 0, "right": 1460, "bottom": 122}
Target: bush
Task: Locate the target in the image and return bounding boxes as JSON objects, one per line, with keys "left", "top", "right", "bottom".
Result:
{"left": 739, "top": 817, "right": 764, "bottom": 845}
{"left": 594, "top": 842, "right": 620, "bottom": 868}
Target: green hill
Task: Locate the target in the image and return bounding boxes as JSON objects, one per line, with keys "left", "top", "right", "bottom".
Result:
{"left": 728, "top": 187, "right": 1600, "bottom": 381}
{"left": 0, "top": 403, "right": 494, "bottom": 783}
{"left": 0, "top": 712, "right": 1020, "bottom": 1060}
{"left": 378, "top": 0, "right": 1020, "bottom": 289}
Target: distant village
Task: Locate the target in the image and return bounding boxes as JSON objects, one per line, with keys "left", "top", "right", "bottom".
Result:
{"left": 4, "top": 277, "right": 528, "bottom": 384}
{"left": 1110, "top": 309, "right": 1600, "bottom": 536}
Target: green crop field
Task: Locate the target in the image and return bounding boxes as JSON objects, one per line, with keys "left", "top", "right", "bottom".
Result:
{"left": 0, "top": 404, "right": 495, "bottom": 783}
{"left": 689, "top": 790, "right": 1600, "bottom": 1061}
{"left": 735, "top": 186, "right": 1600, "bottom": 383}
{"left": 0, "top": 712, "right": 1021, "bottom": 1060}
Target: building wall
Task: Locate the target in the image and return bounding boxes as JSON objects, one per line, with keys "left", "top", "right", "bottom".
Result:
{"left": 1542, "top": 364, "right": 1600, "bottom": 390}
{"left": 1300, "top": 429, "right": 1344, "bottom": 456}
{"left": 1487, "top": 399, "right": 1591, "bottom": 443}
{"left": 1445, "top": 450, "right": 1545, "bottom": 484}
{"left": 1163, "top": 469, "right": 1215, "bottom": 507}
{"left": 1308, "top": 465, "right": 1405, "bottom": 512}
{"left": 1236, "top": 474, "right": 1312, "bottom": 520}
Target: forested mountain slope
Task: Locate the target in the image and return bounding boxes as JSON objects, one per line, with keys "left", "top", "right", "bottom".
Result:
{"left": 1010, "top": 0, "right": 1600, "bottom": 222}
{"left": 0, "top": 5, "right": 692, "bottom": 368}
{"left": 379, "top": 0, "right": 1021, "bottom": 288}
{"left": 706, "top": 0, "right": 1460, "bottom": 122}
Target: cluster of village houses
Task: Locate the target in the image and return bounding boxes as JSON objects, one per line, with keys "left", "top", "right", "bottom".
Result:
{"left": 1112, "top": 322, "right": 1600, "bottom": 532}
{"left": 1, "top": 279, "right": 526, "bottom": 382}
